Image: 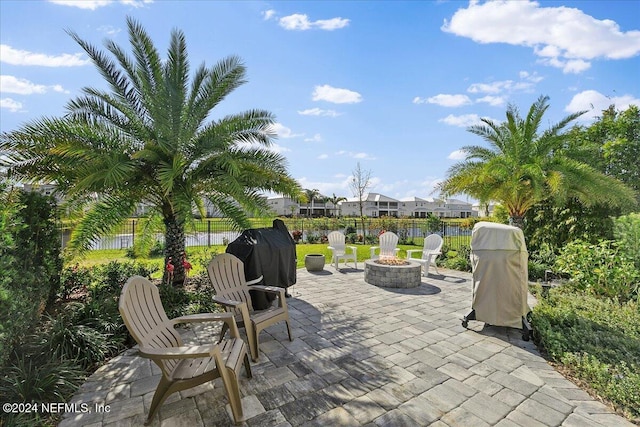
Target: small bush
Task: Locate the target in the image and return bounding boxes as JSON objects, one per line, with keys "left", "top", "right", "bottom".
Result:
{"left": 306, "top": 233, "right": 319, "bottom": 244}
{"left": 0, "top": 352, "right": 84, "bottom": 426}
{"left": 443, "top": 246, "right": 471, "bottom": 272}
{"left": 554, "top": 239, "right": 640, "bottom": 302}
{"left": 532, "top": 292, "right": 640, "bottom": 419}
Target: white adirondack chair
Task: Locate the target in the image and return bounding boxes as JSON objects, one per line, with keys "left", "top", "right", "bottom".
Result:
{"left": 370, "top": 231, "right": 400, "bottom": 260}
{"left": 327, "top": 231, "right": 358, "bottom": 270}
{"left": 406, "top": 234, "right": 443, "bottom": 276}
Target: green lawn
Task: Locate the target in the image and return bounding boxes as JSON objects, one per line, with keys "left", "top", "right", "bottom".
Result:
{"left": 74, "top": 242, "right": 428, "bottom": 277}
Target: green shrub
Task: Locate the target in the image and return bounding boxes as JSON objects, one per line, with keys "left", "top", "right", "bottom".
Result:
{"left": 59, "top": 264, "right": 94, "bottom": 300}
{"left": 614, "top": 213, "right": 640, "bottom": 269}
{"left": 43, "top": 315, "right": 118, "bottom": 370}
{"left": 532, "top": 292, "right": 640, "bottom": 418}
{"left": 0, "top": 352, "right": 84, "bottom": 426}
{"left": 0, "top": 188, "right": 61, "bottom": 366}
{"left": 554, "top": 239, "right": 640, "bottom": 302}
{"left": 443, "top": 246, "right": 472, "bottom": 272}
{"left": 90, "top": 260, "right": 158, "bottom": 300}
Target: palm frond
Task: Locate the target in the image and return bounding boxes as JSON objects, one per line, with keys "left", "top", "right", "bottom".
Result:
{"left": 67, "top": 194, "right": 138, "bottom": 256}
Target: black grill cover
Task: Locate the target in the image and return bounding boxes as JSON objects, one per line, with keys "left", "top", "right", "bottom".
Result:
{"left": 226, "top": 219, "right": 297, "bottom": 309}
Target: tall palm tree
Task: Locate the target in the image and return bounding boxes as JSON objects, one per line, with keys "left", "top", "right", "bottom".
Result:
{"left": 303, "top": 188, "right": 320, "bottom": 218}
{"left": 329, "top": 193, "right": 347, "bottom": 217}
{"left": 0, "top": 18, "right": 301, "bottom": 284}
{"left": 438, "top": 95, "right": 637, "bottom": 228}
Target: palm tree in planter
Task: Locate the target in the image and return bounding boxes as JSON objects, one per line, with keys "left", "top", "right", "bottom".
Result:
{"left": 0, "top": 18, "right": 301, "bottom": 285}
{"left": 438, "top": 95, "right": 636, "bottom": 228}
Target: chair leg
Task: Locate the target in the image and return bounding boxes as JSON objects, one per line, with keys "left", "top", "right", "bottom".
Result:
{"left": 146, "top": 376, "right": 173, "bottom": 425}
{"left": 243, "top": 353, "right": 253, "bottom": 378}
{"left": 220, "top": 368, "right": 244, "bottom": 424}
{"left": 218, "top": 322, "right": 229, "bottom": 343}
{"left": 285, "top": 319, "right": 294, "bottom": 342}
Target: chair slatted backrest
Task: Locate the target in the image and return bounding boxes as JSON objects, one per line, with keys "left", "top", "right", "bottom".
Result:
{"left": 378, "top": 232, "right": 399, "bottom": 258}
{"left": 119, "top": 276, "right": 182, "bottom": 374}
{"left": 328, "top": 231, "right": 346, "bottom": 252}
{"left": 423, "top": 234, "right": 443, "bottom": 256}
{"left": 208, "top": 254, "right": 254, "bottom": 311}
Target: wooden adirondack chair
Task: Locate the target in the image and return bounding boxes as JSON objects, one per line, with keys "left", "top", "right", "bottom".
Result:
{"left": 207, "top": 253, "right": 293, "bottom": 362}
{"left": 406, "top": 233, "right": 443, "bottom": 276}
{"left": 119, "top": 276, "right": 252, "bottom": 425}
{"left": 370, "top": 231, "right": 400, "bottom": 260}
{"left": 327, "top": 231, "right": 358, "bottom": 270}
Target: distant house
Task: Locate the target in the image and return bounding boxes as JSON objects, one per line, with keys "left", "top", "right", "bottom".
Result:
{"left": 334, "top": 193, "right": 475, "bottom": 218}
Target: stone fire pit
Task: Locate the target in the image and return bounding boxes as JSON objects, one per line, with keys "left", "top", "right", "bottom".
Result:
{"left": 364, "top": 258, "right": 422, "bottom": 288}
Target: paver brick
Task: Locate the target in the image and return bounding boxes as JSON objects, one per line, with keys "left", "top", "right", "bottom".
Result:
{"left": 60, "top": 268, "right": 633, "bottom": 427}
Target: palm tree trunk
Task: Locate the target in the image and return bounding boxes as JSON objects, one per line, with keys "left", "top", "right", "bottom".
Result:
{"left": 164, "top": 214, "right": 186, "bottom": 286}
{"left": 510, "top": 215, "right": 525, "bottom": 229}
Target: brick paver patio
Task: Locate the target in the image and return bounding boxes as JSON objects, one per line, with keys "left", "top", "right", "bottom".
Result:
{"left": 60, "top": 267, "right": 633, "bottom": 426}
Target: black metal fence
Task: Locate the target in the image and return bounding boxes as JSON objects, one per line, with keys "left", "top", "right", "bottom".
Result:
{"left": 60, "top": 217, "right": 471, "bottom": 251}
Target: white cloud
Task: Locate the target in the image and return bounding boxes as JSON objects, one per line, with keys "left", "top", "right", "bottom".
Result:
{"left": 278, "top": 13, "right": 349, "bottom": 31}
{"left": 467, "top": 80, "right": 536, "bottom": 94}
{"left": 442, "top": 1, "right": 640, "bottom": 74}
{"left": 304, "top": 134, "right": 323, "bottom": 142}
{"left": 439, "top": 114, "right": 483, "bottom": 128}
{"left": 98, "top": 25, "right": 122, "bottom": 36}
{"left": 269, "top": 123, "right": 303, "bottom": 138}
{"left": 519, "top": 70, "right": 544, "bottom": 83}
{"left": 335, "top": 150, "right": 376, "bottom": 160}
{"left": 312, "top": 85, "right": 362, "bottom": 104}
{"left": 48, "top": 0, "right": 152, "bottom": 9}
{"left": 0, "top": 75, "right": 68, "bottom": 95}
{"left": 476, "top": 95, "right": 505, "bottom": 107}
{"left": 314, "top": 17, "right": 350, "bottom": 31}
{"left": 262, "top": 9, "right": 276, "bottom": 20}
{"left": 297, "top": 107, "right": 340, "bottom": 117}
{"left": 425, "top": 94, "right": 472, "bottom": 107}
{"left": 0, "top": 45, "right": 90, "bottom": 67}
{"left": 565, "top": 90, "right": 640, "bottom": 121}
{"left": 448, "top": 149, "right": 468, "bottom": 160}
{"left": 317, "top": 154, "right": 329, "bottom": 160}
{"left": 0, "top": 98, "right": 23, "bottom": 112}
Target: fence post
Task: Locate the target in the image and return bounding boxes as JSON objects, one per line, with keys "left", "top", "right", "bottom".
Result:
{"left": 207, "top": 220, "right": 211, "bottom": 247}
{"left": 132, "top": 219, "right": 135, "bottom": 248}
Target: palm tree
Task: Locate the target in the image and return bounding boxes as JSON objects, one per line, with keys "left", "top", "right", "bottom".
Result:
{"left": 438, "top": 95, "right": 637, "bottom": 228}
{"left": 328, "top": 193, "right": 347, "bottom": 217}
{"left": 0, "top": 18, "right": 301, "bottom": 284}
{"left": 303, "top": 188, "right": 320, "bottom": 218}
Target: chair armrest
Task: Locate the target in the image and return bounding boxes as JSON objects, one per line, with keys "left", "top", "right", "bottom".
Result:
{"left": 139, "top": 344, "right": 217, "bottom": 360}
{"left": 172, "top": 312, "right": 234, "bottom": 324}
{"left": 370, "top": 246, "right": 379, "bottom": 256}
{"left": 250, "top": 285, "right": 285, "bottom": 295}
{"left": 406, "top": 249, "right": 421, "bottom": 258}
{"left": 347, "top": 246, "right": 358, "bottom": 254}
{"left": 213, "top": 296, "right": 243, "bottom": 308}
{"left": 246, "top": 275, "right": 263, "bottom": 286}
{"left": 173, "top": 310, "right": 241, "bottom": 339}
{"left": 327, "top": 246, "right": 336, "bottom": 251}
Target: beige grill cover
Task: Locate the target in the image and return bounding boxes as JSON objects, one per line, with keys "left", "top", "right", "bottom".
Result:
{"left": 470, "top": 222, "right": 530, "bottom": 328}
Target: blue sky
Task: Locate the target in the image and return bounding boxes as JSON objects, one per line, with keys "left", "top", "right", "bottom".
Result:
{"left": 1, "top": 0, "right": 639, "bottom": 202}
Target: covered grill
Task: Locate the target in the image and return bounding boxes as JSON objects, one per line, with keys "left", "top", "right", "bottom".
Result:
{"left": 462, "top": 222, "right": 532, "bottom": 340}
{"left": 226, "top": 219, "right": 297, "bottom": 309}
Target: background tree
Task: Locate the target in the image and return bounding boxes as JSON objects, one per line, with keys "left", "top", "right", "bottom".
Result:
{"left": 438, "top": 95, "right": 636, "bottom": 228}
{"left": 349, "top": 162, "right": 372, "bottom": 240}
{"left": 302, "top": 188, "right": 320, "bottom": 218}
{"left": 0, "top": 18, "right": 301, "bottom": 285}
{"left": 524, "top": 104, "right": 639, "bottom": 251}
{"left": 328, "top": 193, "right": 347, "bottom": 217}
